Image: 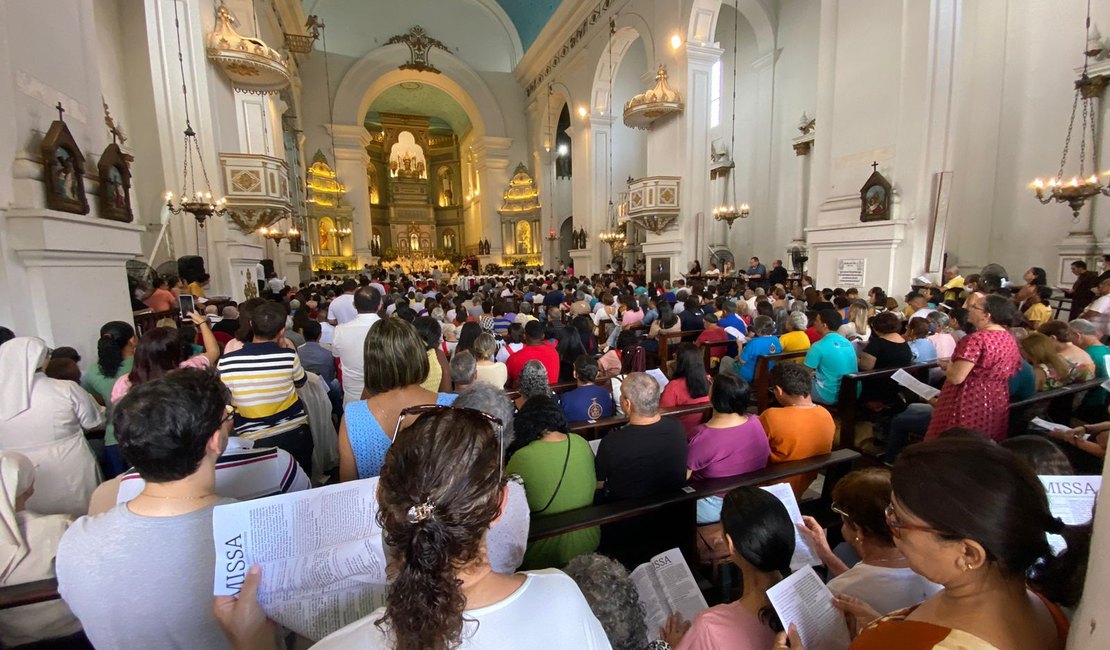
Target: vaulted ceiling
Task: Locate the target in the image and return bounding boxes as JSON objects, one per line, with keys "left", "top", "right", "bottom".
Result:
{"left": 494, "top": 0, "right": 562, "bottom": 51}
{"left": 366, "top": 82, "right": 472, "bottom": 135}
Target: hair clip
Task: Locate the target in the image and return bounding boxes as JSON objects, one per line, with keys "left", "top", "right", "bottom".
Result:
{"left": 407, "top": 500, "right": 436, "bottom": 524}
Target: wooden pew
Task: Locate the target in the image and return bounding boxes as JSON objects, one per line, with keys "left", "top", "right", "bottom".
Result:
{"left": 657, "top": 329, "right": 704, "bottom": 377}
{"left": 752, "top": 350, "right": 810, "bottom": 412}
{"left": 566, "top": 402, "right": 714, "bottom": 440}
{"left": 0, "top": 578, "right": 60, "bottom": 610}
{"left": 836, "top": 361, "right": 939, "bottom": 452}
{"left": 528, "top": 449, "right": 861, "bottom": 541}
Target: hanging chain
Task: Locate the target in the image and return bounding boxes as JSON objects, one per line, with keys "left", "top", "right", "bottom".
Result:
{"left": 728, "top": 0, "right": 740, "bottom": 207}
{"left": 1057, "top": 89, "right": 1079, "bottom": 181}
{"left": 607, "top": 19, "right": 615, "bottom": 228}
{"left": 172, "top": 0, "right": 192, "bottom": 130}
{"left": 1079, "top": 97, "right": 1089, "bottom": 178}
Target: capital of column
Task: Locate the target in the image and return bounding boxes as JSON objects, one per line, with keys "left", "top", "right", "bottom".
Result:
{"left": 587, "top": 113, "right": 616, "bottom": 129}
{"left": 685, "top": 43, "right": 724, "bottom": 67}
{"left": 326, "top": 124, "right": 373, "bottom": 151}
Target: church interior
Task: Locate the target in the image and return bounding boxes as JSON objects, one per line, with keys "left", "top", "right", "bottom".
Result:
{"left": 1, "top": 0, "right": 1110, "bottom": 648}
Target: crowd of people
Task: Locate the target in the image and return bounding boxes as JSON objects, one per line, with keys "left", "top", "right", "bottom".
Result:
{"left": 0, "top": 256, "right": 1101, "bottom": 649}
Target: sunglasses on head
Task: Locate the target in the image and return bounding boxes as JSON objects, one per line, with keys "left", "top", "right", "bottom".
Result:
{"left": 394, "top": 404, "right": 506, "bottom": 484}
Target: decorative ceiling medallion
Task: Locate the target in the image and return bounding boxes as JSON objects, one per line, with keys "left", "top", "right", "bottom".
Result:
{"left": 624, "top": 65, "right": 683, "bottom": 129}
{"left": 207, "top": 5, "right": 290, "bottom": 94}
{"left": 386, "top": 26, "right": 451, "bottom": 74}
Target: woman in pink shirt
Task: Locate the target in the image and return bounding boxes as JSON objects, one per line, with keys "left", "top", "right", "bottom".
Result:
{"left": 111, "top": 313, "right": 219, "bottom": 402}
{"left": 661, "top": 487, "right": 795, "bottom": 650}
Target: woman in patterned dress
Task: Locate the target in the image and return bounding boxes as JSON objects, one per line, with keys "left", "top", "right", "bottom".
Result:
{"left": 925, "top": 294, "right": 1021, "bottom": 441}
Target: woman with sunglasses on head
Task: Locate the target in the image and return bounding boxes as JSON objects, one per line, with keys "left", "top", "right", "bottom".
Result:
{"left": 338, "top": 318, "right": 457, "bottom": 482}
{"left": 775, "top": 438, "right": 1086, "bottom": 650}
{"left": 797, "top": 468, "right": 941, "bottom": 615}
{"left": 216, "top": 408, "right": 611, "bottom": 649}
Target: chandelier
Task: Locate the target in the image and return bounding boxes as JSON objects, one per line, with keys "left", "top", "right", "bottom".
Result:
{"left": 164, "top": 0, "right": 227, "bottom": 227}
{"left": 1031, "top": 0, "right": 1110, "bottom": 220}
{"left": 258, "top": 225, "right": 300, "bottom": 244}
{"left": 713, "top": 1, "right": 750, "bottom": 229}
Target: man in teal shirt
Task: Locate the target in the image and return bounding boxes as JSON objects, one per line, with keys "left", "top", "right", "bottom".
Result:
{"left": 804, "top": 309, "right": 859, "bottom": 405}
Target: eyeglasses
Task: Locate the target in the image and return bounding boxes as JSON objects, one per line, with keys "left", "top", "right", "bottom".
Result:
{"left": 885, "top": 503, "right": 947, "bottom": 539}
{"left": 831, "top": 505, "right": 851, "bottom": 521}
{"left": 394, "top": 404, "right": 506, "bottom": 485}
{"left": 221, "top": 404, "right": 237, "bottom": 426}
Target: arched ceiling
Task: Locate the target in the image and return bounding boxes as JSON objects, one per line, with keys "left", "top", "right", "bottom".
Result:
{"left": 365, "top": 83, "right": 472, "bottom": 135}
{"left": 300, "top": 0, "right": 529, "bottom": 71}
{"left": 494, "top": 0, "right": 561, "bottom": 52}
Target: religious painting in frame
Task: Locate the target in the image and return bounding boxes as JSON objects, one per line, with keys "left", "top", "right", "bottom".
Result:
{"left": 859, "top": 163, "right": 892, "bottom": 223}
{"left": 97, "top": 142, "right": 134, "bottom": 223}
{"left": 40, "top": 109, "right": 90, "bottom": 215}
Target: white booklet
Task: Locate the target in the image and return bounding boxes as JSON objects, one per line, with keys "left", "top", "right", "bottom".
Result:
{"left": 629, "top": 548, "right": 708, "bottom": 635}
{"left": 767, "top": 565, "right": 851, "bottom": 650}
{"left": 1039, "top": 475, "right": 1102, "bottom": 554}
{"left": 890, "top": 368, "right": 940, "bottom": 400}
{"left": 212, "top": 478, "right": 388, "bottom": 641}
{"left": 760, "top": 483, "right": 822, "bottom": 571}
{"left": 1030, "top": 417, "right": 1070, "bottom": 433}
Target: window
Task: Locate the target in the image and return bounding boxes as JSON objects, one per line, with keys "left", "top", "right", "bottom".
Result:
{"left": 710, "top": 60, "right": 722, "bottom": 129}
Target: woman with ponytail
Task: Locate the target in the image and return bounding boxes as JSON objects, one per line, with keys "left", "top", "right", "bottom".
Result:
{"left": 215, "top": 408, "right": 610, "bottom": 649}
{"left": 81, "top": 321, "right": 136, "bottom": 476}
{"left": 661, "top": 486, "right": 795, "bottom": 650}
{"left": 775, "top": 437, "right": 1085, "bottom": 650}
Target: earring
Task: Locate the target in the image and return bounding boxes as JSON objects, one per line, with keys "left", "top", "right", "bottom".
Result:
{"left": 855, "top": 536, "right": 861, "bottom": 543}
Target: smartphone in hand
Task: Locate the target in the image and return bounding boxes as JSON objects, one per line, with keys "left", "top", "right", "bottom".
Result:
{"left": 179, "top": 294, "right": 196, "bottom": 318}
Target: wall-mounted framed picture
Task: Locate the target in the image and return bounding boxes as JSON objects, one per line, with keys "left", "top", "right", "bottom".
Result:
{"left": 97, "top": 141, "right": 134, "bottom": 223}
{"left": 40, "top": 106, "right": 90, "bottom": 215}
{"left": 860, "top": 162, "right": 892, "bottom": 222}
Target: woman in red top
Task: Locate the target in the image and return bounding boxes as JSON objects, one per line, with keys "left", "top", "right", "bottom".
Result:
{"left": 925, "top": 294, "right": 1021, "bottom": 441}
{"left": 660, "top": 343, "right": 711, "bottom": 435}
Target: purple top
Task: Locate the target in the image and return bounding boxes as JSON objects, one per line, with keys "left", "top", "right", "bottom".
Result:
{"left": 687, "top": 417, "right": 772, "bottom": 481}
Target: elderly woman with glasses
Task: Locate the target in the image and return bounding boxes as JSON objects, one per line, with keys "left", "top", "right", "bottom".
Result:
{"left": 776, "top": 438, "right": 1084, "bottom": 650}
{"left": 338, "top": 318, "right": 457, "bottom": 482}
{"left": 798, "top": 468, "right": 941, "bottom": 615}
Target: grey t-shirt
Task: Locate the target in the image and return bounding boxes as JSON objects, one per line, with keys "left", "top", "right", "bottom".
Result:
{"left": 56, "top": 501, "right": 233, "bottom": 650}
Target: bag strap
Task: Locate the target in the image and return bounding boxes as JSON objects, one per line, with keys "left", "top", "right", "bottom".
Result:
{"left": 534, "top": 435, "right": 572, "bottom": 515}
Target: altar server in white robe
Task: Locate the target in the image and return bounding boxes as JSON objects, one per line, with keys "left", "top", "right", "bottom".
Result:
{"left": 0, "top": 338, "right": 103, "bottom": 517}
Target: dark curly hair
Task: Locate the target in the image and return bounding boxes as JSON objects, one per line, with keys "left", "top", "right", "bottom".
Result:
{"left": 376, "top": 409, "right": 504, "bottom": 650}
{"left": 508, "top": 395, "right": 566, "bottom": 456}
{"left": 97, "top": 320, "right": 134, "bottom": 377}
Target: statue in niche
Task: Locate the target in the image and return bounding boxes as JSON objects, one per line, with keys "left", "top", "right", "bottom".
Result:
{"left": 319, "top": 223, "right": 331, "bottom": 253}
{"left": 516, "top": 221, "right": 532, "bottom": 255}
{"left": 439, "top": 167, "right": 454, "bottom": 206}
{"left": 54, "top": 149, "right": 78, "bottom": 200}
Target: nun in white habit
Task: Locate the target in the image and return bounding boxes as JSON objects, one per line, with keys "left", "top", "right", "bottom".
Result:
{"left": 0, "top": 338, "right": 104, "bottom": 517}
{"left": 0, "top": 451, "right": 82, "bottom": 645}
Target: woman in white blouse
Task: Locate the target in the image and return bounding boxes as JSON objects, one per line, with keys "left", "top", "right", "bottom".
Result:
{"left": 0, "top": 338, "right": 104, "bottom": 517}
{"left": 798, "top": 468, "right": 941, "bottom": 614}
{"left": 473, "top": 333, "right": 509, "bottom": 389}
{"left": 215, "top": 408, "right": 610, "bottom": 649}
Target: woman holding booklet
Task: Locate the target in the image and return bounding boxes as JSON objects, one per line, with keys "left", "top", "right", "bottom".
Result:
{"left": 215, "top": 408, "right": 611, "bottom": 649}
{"left": 659, "top": 487, "right": 795, "bottom": 650}
{"left": 774, "top": 438, "right": 1086, "bottom": 650}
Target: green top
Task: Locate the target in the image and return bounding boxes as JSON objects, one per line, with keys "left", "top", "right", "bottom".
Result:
{"left": 506, "top": 433, "right": 599, "bottom": 570}
{"left": 1082, "top": 344, "right": 1110, "bottom": 410}
{"left": 81, "top": 357, "right": 133, "bottom": 446}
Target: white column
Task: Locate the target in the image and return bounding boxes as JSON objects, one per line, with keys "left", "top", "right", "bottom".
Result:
{"left": 589, "top": 114, "right": 615, "bottom": 270}
{"left": 328, "top": 125, "right": 372, "bottom": 263}
{"left": 683, "top": 44, "right": 724, "bottom": 261}
{"left": 472, "top": 136, "right": 513, "bottom": 260}
{"left": 566, "top": 123, "right": 596, "bottom": 276}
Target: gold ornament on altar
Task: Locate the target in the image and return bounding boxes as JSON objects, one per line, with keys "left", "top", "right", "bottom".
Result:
{"left": 497, "top": 163, "right": 541, "bottom": 215}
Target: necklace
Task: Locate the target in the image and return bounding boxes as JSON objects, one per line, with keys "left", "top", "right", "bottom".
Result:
{"left": 138, "top": 492, "right": 217, "bottom": 501}
{"left": 864, "top": 555, "right": 907, "bottom": 566}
